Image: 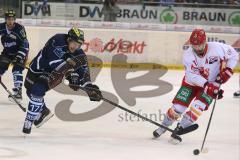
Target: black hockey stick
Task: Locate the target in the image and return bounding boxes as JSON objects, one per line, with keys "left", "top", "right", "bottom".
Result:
{"left": 79, "top": 85, "right": 198, "bottom": 136}
{"left": 25, "top": 65, "right": 198, "bottom": 135}
{"left": 200, "top": 95, "right": 218, "bottom": 153}
{"left": 102, "top": 97, "right": 198, "bottom": 135}
{"left": 0, "top": 81, "right": 26, "bottom": 112}
{"left": 194, "top": 85, "right": 222, "bottom": 154}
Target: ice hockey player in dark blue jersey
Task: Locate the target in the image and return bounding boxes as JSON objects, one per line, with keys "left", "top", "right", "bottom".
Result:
{"left": 23, "top": 27, "right": 102, "bottom": 134}
{"left": 0, "top": 10, "right": 29, "bottom": 101}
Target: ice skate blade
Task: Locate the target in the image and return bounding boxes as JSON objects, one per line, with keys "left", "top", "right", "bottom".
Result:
{"left": 168, "top": 137, "right": 181, "bottom": 145}
{"left": 22, "top": 133, "right": 30, "bottom": 138}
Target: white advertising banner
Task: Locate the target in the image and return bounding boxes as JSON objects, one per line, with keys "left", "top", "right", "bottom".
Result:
{"left": 1, "top": 26, "right": 238, "bottom": 67}
{"left": 22, "top": 1, "right": 240, "bottom": 26}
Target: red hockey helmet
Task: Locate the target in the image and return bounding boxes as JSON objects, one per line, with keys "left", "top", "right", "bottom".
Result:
{"left": 190, "top": 29, "right": 207, "bottom": 56}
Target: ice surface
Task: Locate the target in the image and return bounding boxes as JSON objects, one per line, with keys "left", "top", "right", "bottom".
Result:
{"left": 0, "top": 69, "right": 239, "bottom": 160}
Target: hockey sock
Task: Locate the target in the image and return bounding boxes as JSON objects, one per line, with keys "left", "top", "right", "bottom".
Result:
{"left": 24, "top": 94, "right": 44, "bottom": 131}
{"left": 13, "top": 70, "right": 23, "bottom": 89}
{"left": 179, "top": 100, "right": 205, "bottom": 128}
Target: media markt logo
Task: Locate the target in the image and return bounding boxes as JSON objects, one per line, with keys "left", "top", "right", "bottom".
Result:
{"left": 228, "top": 11, "right": 240, "bottom": 26}
{"left": 160, "top": 8, "right": 178, "bottom": 24}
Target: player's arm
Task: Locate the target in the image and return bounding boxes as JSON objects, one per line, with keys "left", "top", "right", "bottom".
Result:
{"left": 66, "top": 52, "right": 102, "bottom": 101}
{"left": 183, "top": 53, "right": 207, "bottom": 88}
{"left": 67, "top": 63, "right": 91, "bottom": 88}
{"left": 0, "top": 23, "right": 5, "bottom": 36}
{"left": 184, "top": 54, "right": 223, "bottom": 99}
{"left": 13, "top": 25, "right": 29, "bottom": 67}
{"left": 217, "top": 44, "right": 239, "bottom": 84}
{"left": 65, "top": 50, "right": 91, "bottom": 88}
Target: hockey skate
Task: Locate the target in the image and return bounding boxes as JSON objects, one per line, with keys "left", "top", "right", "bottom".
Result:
{"left": 153, "top": 127, "right": 167, "bottom": 138}
{"left": 168, "top": 124, "right": 183, "bottom": 144}
{"left": 22, "top": 119, "right": 33, "bottom": 135}
{"left": 8, "top": 87, "right": 22, "bottom": 102}
{"left": 233, "top": 90, "right": 240, "bottom": 98}
{"left": 34, "top": 107, "right": 54, "bottom": 128}
{"left": 153, "top": 114, "right": 174, "bottom": 138}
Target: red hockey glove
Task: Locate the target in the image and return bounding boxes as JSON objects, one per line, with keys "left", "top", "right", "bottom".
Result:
{"left": 216, "top": 67, "right": 233, "bottom": 84}
{"left": 204, "top": 82, "right": 223, "bottom": 99}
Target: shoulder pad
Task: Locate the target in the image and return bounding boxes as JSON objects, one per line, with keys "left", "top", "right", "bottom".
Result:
{"left": 14, "top": 23, "right": 27, "bottom": 39}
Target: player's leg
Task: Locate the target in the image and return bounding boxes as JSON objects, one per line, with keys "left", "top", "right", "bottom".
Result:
{"left": 10, "top": 65, "right": 24, "bottom": 101}
{"left": 169, "top": 90, "right": 213, "bottom": 144}
{"left": 153, "top": 82, "right": 197, "bottom": 138}
{"left": 33, "top": 102, "right": 54, "bottom": 128}
{"left": 0, "top": 54, "right": 11, "bottom": 82}
{"left": 178, "top": 90, "right": 213, "bottom": 128}
{"left": 23, "top": 70, "right": 53, "bottom": 134}
{"left": 153, "top": 103, "right": 188, "bottom": 138}
{"left": 23, "top": 82, "right": 47, "bottom": 134}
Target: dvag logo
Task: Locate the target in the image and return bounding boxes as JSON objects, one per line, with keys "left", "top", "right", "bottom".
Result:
{"left": 79, "top": 6, "right": 103, "bottom": 18}
{"left": 24, "top": 3, "right": 51, "bottom": 16}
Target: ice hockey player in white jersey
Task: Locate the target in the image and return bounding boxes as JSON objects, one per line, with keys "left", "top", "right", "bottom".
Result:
{"left": 153, "top": 29, "right": 239, "bottom": 143}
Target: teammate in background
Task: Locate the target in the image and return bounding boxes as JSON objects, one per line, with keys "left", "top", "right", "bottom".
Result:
{"left": 23, "top": 27, "right": 102, "bottom": 134}
{"left": 0, "top": 10, "right": 29, "bottom": 101}
{"left": 153, "top": 29, "right": 239, "bottom": 143}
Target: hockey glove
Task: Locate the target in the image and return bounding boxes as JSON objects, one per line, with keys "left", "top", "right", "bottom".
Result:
{"left": 204, "top": 82, "right": 223, "bottom": 99}
{"left": 12, "top": 54, "right": 25, "bottom": 67}
{"left": 216, "top": 67, "right": 233, "bottom": 84}
{"left": 84, "top": 83, "right": 102, "bottom": 101}
{"left": 66, "top": 54, "right": 88, "bottom": 69}
{"left": 66, "top": 73, "right": 81, "bottom": 91}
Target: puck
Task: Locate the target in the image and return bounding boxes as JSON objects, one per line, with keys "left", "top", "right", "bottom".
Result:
{"left": 193, "top": 149, "right": 200, "bottom": 155}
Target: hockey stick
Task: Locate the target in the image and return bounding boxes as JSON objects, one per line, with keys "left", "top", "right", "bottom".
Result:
{"left": 0, "top": 81, "right": 26, "bottom": 112}
{"left": 194, "top": 85, "right": 221, "bottom": 155}
{"left": 78, "top": 85, "right": 197, "bottom": 136}
{"left": 78, "top": 86, "right": 177, "bottom": 134}
{"left": 200, "top": 95, "right": 218, "bottom": 153}
{"left": 102, "top": 97, "right": 198, "bottom": 135}
{"left": 101, "top": 96, "right": 177, "bottom": 132}
{"left": 25, "top": 65, "right": 197, "bottom": 135}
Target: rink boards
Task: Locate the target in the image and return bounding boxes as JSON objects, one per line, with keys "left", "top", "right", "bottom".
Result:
{"left": 0, "top": 23, "right": 239, "bottom": 72}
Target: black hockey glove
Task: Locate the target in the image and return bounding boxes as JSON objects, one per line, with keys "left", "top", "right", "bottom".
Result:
{"left": 84, "top": 83, "right": 102, "bottom": 101}
{"left": 12, "top": 54, "right": 25, "bottom": 67}
{"left": 66, "top": 73, "right": 81, "bottom": 91}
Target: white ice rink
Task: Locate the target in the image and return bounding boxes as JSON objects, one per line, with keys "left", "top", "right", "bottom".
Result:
{"left": 0, "top": 69, "right": 239, "bottom": 160}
